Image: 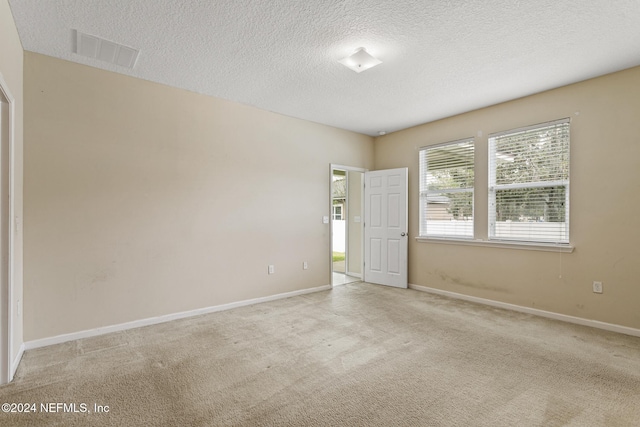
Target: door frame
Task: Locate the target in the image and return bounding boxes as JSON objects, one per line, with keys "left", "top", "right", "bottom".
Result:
{"left": 0, "top": 72, "right": 16, "bottom": 384}
{"left": 329, "top": 164, "right": 366, "bottom": 287}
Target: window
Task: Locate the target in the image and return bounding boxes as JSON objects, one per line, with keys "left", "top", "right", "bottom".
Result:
{"left": 419, "top": 139, "right": 475, "bottom": 238}
{"left": 489, "top": 119, "right": 570, "bottom": 243}
{"left": 332, "top": 204, "right": 343, "bottom": 220}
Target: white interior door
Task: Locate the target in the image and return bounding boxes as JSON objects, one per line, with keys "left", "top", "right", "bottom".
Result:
{"left": 364, "top": 168, "right": 408, "bottom": 288}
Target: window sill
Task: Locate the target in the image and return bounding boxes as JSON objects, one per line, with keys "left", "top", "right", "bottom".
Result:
{"left": 415, "top": 237, "right": 574, "bottom": 253}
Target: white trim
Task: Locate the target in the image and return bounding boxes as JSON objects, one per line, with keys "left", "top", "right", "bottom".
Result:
{"left": 25, "top": 285, "right": 331, "bottom": 350}
{"left": 11, "top": 342, "right": 23, "bottom": 378}
{"left": 409, "top": 284, "right": 640, "bottom": 338}
{"left": 0, "top": 72, "right": 16, "bottom": 384}
{"left": 415, "top": 237, "right": 574, "bottom": 253}
{"left": 491, "top": 180, "right": 568, "bottom": 191}
{"left": 427, "top": 187, "right": 474, "bottom": 195}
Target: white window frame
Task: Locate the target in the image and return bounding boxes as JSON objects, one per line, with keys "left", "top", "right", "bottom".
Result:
{"left": 419, "top": 138, "right": 475, "bottom": 239}
{"left": 488, "top": 118, "right": 570, "bottom": 244}
{"left": 332, "top": 204, "right": 343, "bottom": 220}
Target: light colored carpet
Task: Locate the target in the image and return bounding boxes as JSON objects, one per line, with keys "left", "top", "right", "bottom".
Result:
{"left": 1, "top": 283, "right": 639, "bottom": 426}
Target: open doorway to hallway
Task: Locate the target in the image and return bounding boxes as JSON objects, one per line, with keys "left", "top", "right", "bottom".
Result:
{"left": 331, "top": 166, "right": 364, "bottom": 286}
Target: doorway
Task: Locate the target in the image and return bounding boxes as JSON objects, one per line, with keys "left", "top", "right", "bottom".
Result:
{"left": 330, "top": 165, "right": 364, "bottom": 286}
{"left": 329, "top": 165, "right": 408, "bottom": 289}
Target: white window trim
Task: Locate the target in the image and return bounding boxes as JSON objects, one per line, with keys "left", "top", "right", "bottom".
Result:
{"left": 415, "top": 236, "right": 574, "bottom": 253}
{"left": 419, "top": 137, "right": 475, "bottom": 239}
{"left": 332, "top": 204, "right": 343, "bottom": 221}
{"left": 488, "top": 118, "right": 571, "bottom": 244}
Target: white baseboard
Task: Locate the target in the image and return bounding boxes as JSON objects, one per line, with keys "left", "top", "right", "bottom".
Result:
{"left": 25, "top": 285, "right": 331, "bottom": 351}
{"left": 409, "top": 283, "right": 640, "bottom": 338}
{"left": 11, "top": 343, "right": 25, "bottom": 380}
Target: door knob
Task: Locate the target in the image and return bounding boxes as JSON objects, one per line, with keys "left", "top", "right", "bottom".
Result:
{"left": 401, "top": 232, "right": 406, "bottom": 237}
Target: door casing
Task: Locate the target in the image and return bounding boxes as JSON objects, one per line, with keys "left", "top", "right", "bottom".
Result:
{"left": 0, "top": 72, "right": 16, "bottom": 384}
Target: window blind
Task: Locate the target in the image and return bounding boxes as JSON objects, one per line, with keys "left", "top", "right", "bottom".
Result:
{"left": 419, "top": 139, "right": 474, "bottom": 238}
{"left": 488, "top": 119, "right": 570, "bottom": 243}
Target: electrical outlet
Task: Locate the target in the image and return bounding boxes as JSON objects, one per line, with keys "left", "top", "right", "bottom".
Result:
{"left": 303, "top": 261, "right": 308, "bottom": 270}
{"left": 268, "top": 265, "right": 275, "bottom": 275}
{"left": 593, "top": 281, "right": 603, "bottom": 294}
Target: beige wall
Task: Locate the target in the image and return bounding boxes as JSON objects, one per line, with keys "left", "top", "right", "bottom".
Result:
{"left": 375, "top": 66, "right": 640, "bottom": 329}
{"left": 18, "top": 31, "right": 640, "bottom": 341}
{"left": 0, "top": 0, "right": 24, "bottom": 366}
{"left": 23, "top": 52, "right": 374, "bottom": 341}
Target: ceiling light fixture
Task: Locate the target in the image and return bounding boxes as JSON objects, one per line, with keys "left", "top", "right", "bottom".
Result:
{"left": 338, "top": 47, "right": 381, "bottom": 73}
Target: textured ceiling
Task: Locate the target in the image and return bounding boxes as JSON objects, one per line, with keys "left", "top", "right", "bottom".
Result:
{"left": 8, "top": 0, "right": 640, "bottom": 136}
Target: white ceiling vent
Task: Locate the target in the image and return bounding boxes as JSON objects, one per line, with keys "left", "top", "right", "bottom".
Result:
{"left": 73, "top": 30, "right": 139, "bottom": 69}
